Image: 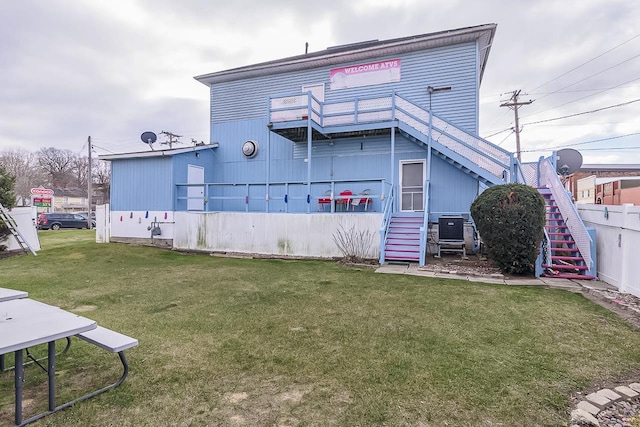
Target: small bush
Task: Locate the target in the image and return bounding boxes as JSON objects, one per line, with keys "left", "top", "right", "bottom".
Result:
{"left": 333, "top": 223, "right": 375, "bottom": 263}
{"left": 470, "top": 183, "right": 545, "bottom": 275}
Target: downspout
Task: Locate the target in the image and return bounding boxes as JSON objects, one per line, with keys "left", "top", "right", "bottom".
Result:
{"left": 419, "top": 110, "right": 434, "bottom": 267}
{"left": 266, "top": 127, "right": 271, "bottom": 212}
{"left": 390, "top": 92, "right": 396, "bottom": 212}
{"left": 307, "top": 92, "right": 312, "bottom": 213}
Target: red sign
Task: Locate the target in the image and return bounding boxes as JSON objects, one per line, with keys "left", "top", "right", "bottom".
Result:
{"left": 33, "top": 197, "right": 52, "bottom": 207}
{"left": 30, "top": 188, "right": 54, "bottom": 196}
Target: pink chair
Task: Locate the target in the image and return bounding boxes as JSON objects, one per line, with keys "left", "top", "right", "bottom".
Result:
{"left": 318, "top": 190, "right": 332, "bottom": 211}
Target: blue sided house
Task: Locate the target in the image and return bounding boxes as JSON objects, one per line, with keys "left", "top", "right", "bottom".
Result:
{"left": 101, "top": 23, "right": 596, "bottom": 279}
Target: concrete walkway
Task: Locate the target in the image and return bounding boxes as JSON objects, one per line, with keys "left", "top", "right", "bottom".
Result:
{"left": 375, "top": 263, "right": 616, "bottom": 292}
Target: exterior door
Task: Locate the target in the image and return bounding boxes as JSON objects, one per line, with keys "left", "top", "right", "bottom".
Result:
{"left": 399, "top": 160, "right": 426, "bottom": 212}
{"left": 187, "top": 164, "right": 205, "bottom": 211}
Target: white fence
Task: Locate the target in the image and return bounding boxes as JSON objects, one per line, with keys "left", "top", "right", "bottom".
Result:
{"left": 577, "top": 204, "right": 640, "bottom": 297}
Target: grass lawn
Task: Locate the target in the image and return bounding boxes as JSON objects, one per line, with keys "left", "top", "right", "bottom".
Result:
{"left": 1, "top": 230, "right": 640, "bottom": 426}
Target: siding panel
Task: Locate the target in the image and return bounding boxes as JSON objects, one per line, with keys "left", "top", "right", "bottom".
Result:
{"left": 211, "top": 42, "right": 479, "bottom": 133}
{"left": 110, "top": 157, "right": 173, "bottom": 210}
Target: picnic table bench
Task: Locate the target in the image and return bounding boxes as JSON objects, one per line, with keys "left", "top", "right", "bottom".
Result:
{"left": 0, "top": 293, "right": 138, "bottom": 426}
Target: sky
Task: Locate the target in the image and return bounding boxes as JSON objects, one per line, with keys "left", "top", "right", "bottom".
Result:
{"left": 1, "top": 0, "right": 639, "bottom": 165}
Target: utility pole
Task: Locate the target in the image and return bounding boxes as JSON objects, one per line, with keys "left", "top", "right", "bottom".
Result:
{"left": 87, "top": 135, "right": 93, "bottom": 229}
{"left": 500, "top": 90, "right": 534, "bottom": 162}
{"left": 159, "top": 131, "right": 182, "bottom": 149}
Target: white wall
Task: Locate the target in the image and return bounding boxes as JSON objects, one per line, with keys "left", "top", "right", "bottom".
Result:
{"left": 173, "top": 212, "right": 383, "bottom": 258}
{"left": 95, "top": 204, "right": 110, "bottom": 243}
{"left": 578, "top": 204, "right": 640, "bottom": 297}
{"left": 110, "top": 210, "right": 175, "bottom": 240}
{"left": 4, "top": 207, "right": 40, "bottom": 252}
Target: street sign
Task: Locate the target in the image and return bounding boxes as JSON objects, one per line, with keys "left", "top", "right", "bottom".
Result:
{"left": 30, "top": 188, "right": 54, "bottom": 196}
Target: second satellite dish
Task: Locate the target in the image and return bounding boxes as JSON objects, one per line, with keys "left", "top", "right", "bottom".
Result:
{"left": 556, "top": 148, "right": 583, "bottom": 176}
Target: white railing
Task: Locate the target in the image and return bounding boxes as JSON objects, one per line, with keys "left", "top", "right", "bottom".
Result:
{"left": 520, "top": 162, "right": 539, "bottom": 187}
{"left": 539, "top": 159, "right": 593, "bottom": 268}
{"left": 269, "top": 92, "right": 513, "bottom": 184}
{"left": 395, "top": 96, "right": 512, "bottom": 181}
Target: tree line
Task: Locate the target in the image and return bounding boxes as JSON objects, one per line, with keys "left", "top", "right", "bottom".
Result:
{"left": 0, "top": 147, "right": 110, "bottom": 207}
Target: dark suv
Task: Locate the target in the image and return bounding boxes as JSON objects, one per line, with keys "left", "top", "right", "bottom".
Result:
{"left": 37, "top": 213, "right": 95, "bottom": 230}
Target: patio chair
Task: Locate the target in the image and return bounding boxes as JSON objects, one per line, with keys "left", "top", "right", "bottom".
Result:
{"left": 336, "top": 190, "right": 352, "bottom": 212}
{"left": 351, "top": 189, "right": 373, "bottom": 211}
{"left": 318, "top": 190, "right": 332, "bottom": 211}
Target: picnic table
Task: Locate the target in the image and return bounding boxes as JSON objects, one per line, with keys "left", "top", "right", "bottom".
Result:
{"left": 0, "top": 288, "right": 137, "bottom": 426}
{"left": 0, "top": 287, "right": 28, "bottom": 302}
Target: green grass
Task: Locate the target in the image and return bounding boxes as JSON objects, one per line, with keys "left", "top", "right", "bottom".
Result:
{"left": 2, "top": 230, "right": 640, "bottom": 426}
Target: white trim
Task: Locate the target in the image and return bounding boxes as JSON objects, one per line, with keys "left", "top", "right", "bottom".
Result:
{"left": 99, "top": 144, "right": 218, "bottom": 161}
{"left": 399, "top": 159, "right": 426, "bottom": 212}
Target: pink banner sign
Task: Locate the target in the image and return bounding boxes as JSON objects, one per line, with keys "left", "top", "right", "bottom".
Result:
{"left": 330, "top": 58, "right": 401, "bottom": 90}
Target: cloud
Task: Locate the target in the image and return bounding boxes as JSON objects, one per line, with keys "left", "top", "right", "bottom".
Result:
{"left": 0, "top": 0, "right": 638, "bottom": 164}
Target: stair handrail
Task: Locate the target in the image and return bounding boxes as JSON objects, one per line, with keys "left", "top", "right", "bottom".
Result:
{"left": 393, "top": 95, "right": 512, "bottom": 182}
{"left": 539, "top": 159, "right": 592, "bottom": 268}
{"left": 378, "top": 184, "right": 394, "bottom": 264}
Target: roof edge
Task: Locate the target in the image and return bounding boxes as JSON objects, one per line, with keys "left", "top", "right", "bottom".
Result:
{"left": 99, "top": 143, "right": 218, "bottom": 161}
{"left": 194, "top": 24, "right": 497, "bottom": 86}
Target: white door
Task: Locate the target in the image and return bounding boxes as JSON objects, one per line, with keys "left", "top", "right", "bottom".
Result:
{"left": 187, "top": 164, "right": 205, "bottom": 211}
{"left": 399, "top": 160, "right": 426, "bottom": 212}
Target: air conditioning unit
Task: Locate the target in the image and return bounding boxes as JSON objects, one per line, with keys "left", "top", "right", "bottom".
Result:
{"left": 438, "top": 216, "right": 464, "bottom": 241}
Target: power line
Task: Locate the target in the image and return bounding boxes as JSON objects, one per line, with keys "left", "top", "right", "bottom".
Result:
{"left": 495, "top": 130, "right": 515, "bottom": 146}
{"left": 521, "top": 75, "right": 640, "bottom": 120}
{"left": 522, "top": 98, "right": 640, "bottom": 126}
{"left": 527, "top": 32, "right": 640, "bottom": 93}
{"left": 521, "top": 132, "right": 640, "bottom": 153}
{"left": 533, "top": 53, "right": 640, "bottom": 103}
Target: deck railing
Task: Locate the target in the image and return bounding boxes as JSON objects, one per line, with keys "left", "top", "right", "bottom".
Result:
{"left": 269, "top": 92, "right": 513, "bottom": 183}
{"left": 175, "top": 179, "right": 389, "bottom": 214}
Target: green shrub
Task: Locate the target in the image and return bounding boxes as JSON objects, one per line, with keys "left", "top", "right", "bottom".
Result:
{"left": 470, "top": 183, "right": 545, "bottom": 275}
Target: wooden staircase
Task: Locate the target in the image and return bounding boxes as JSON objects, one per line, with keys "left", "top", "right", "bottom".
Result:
{"left": 383, "top": 212, "right": 424, "bottom": 262}
{"left": 538, "top": 188, "right": 594, "bottom": 279}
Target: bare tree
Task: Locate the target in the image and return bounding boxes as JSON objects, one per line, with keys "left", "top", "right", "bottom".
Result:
{"left": 72, "top": 156, "right": 89, "bottom": 189}
{"left": 37, "top": 147, "right": 76, "bottom": 188}
{"left": 0, "top": 149, "right": 46, "bottom": 206}
{"left": 93, "top": 160, "right": 110, "bottom": 204}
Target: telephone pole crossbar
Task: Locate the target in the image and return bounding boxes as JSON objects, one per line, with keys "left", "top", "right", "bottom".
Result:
{"left": 500, "top": 90, "right": 534, "bottom": 162}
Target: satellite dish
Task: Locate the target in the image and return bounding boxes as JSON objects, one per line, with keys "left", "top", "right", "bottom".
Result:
{"left": 141, "top": 131, "right": 157, "bottom": 150}
{"left": 556, "top": 148, "right": 583, "bottom": 176}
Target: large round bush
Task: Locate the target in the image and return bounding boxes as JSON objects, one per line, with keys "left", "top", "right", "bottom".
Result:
{"left": 470, "top": 183, "right": 545, "bottom": 275}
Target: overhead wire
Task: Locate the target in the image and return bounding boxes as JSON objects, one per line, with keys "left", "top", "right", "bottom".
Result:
{"left": 520, "top": 75, "right": 640, "bottom": 120}
{"left": 531, "top": 53, "right": 640, "bottom": 103}
{"left": 527, "top": 32, "right": 640, "bottom": 93}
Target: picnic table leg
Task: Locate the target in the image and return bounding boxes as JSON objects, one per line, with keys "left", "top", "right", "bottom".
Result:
{"left": 0, "top": 354, "right": 4, "bottom": 372}
{"left": 15, "top": 349, "right": 23, "bottom": 426}
{"left": 48, "top": 341, "right": 56, "bottom": 411}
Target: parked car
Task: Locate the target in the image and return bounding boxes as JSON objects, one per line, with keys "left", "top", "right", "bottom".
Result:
{"left": 37, "top": 213, "right": 95, "bottom": 230}
{"left": 77, "top": 211, "right": 96, "bottom": 221}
